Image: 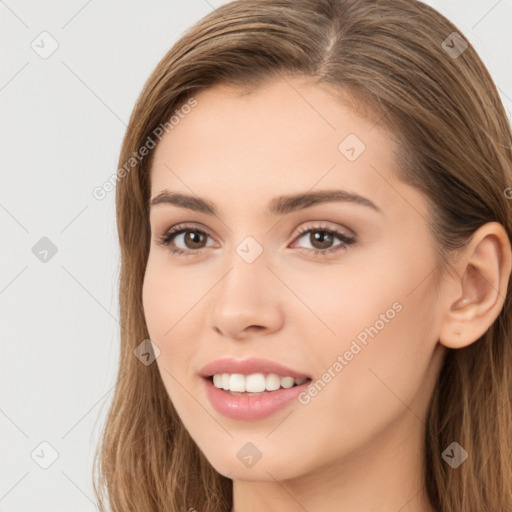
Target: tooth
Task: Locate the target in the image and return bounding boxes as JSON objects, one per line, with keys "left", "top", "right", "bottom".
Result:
{"left": 265, "top": 373, "right": 281, "bottom": 391}
{"left": 212, "top": 373, "right": 307, "bottom": 392}
{"left": 245, "top": 373, "right": 266, "bottom": 393}
{"left": 280, "top": 376, "right": 295, "bottom": 389}
{"left": 229, "top": 373, "right": 245, "bottom": 392}
{"left": 213, "top": 374, "right": 223, "bottom": 387}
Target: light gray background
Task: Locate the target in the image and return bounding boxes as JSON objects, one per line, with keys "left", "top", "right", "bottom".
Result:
{"left": 1, "top": 1, "right": 511, "bottom": 511}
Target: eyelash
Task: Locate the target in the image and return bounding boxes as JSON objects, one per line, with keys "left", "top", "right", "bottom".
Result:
{"left": 156, "top": 223, "right": 356, "bottom": 258}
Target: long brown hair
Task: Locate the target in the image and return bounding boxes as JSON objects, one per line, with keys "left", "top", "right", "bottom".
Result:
{"left": 93, "top": 1, "right": 512, "bottom": 510}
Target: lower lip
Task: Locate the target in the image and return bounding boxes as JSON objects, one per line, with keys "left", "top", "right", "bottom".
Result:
{"left": 203, "top": 377, "right": 311, "bottom": 421}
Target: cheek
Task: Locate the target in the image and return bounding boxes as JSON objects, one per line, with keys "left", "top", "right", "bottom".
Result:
{"left": 142, "top": 254, "right": 205, "bottom": 341}
{"left": 276, "top": 249, "right": 402, "bottom": 348}
{"left": 142, "top": 259, "right": 201, "bottom": 414}
{"left": 141, "top": 258, "right": 199, "bottom": 377}
{"left": 292, "top": 283, "right": 438, "bottom": 461}
{"left": 297, "top": 238, "right": 438, "bottom": 392}
{"left": 142, "top": 260, "right": 169, "bottom": 341}
{"left": 326, "top": 256, "right": 438, "bottom": 419}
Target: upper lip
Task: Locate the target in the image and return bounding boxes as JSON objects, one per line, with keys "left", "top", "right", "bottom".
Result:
{"left": 199, "top": 357, "right": 311, "bottom": 379}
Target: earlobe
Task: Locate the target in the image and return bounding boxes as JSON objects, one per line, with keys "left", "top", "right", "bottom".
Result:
{"left": 438, "top": 222, "right": 512, "bottom": 350}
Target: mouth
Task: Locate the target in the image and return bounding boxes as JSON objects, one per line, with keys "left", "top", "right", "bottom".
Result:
{"left": 199, "top": 357, "right": 313, "bottom": 417}
{"left": 205, "top": 373, "right": 313, "bottom": 396}
{"left": 202, "top": 373, "right": 313, "bottom": 420}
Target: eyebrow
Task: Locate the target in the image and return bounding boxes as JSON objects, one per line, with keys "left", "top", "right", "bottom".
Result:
{"left": 149, "top": 189, "right": 381, "bottom": 216}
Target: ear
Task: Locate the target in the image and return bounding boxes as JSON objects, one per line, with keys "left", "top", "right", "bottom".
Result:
{"left": 439, "top": 222, "right": 512, "bottom": 349}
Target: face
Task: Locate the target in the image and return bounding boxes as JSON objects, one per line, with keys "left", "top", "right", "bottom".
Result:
{"left": 142, "top": 76, "right": 447, "bottom": 481}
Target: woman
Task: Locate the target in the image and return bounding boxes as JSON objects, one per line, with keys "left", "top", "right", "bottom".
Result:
{"left": 93, "top": 0, "right": 512, "bottom": 510}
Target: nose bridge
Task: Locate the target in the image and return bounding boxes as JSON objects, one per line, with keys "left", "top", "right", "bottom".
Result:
{"left": 208, "top": 232, "right": 282, "bottom": 337}
{"left": 219, "top": 233, "right": 269, "bottom": 303}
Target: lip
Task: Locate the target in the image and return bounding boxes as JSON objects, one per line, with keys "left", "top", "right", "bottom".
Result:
{"left": 199, "top": 357, "right": 312, "bottom": 421}
{"left": 203, "top": 377, "right": 311, "bottom": 420}
{"left": 199, "top": 357, "right": 311, "bottom": 379}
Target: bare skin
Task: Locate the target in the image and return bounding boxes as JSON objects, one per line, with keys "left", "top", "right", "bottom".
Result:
{"left": 142, "top": 76, "right": 511, "bottom": 512}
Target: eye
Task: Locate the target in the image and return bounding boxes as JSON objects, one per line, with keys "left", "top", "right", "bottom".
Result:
{"left": 155, "top": 222, "right": 356, "bottom": 258}
{"left": 290, "top": 223, "right": 356, "bottom": 257}
{"left": 156, "top": 223, "right": 214, "bottom": 257}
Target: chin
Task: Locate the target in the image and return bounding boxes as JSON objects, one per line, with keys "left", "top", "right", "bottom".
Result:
{"left": 203, "top": 445, "right": 309, "bottom": 482}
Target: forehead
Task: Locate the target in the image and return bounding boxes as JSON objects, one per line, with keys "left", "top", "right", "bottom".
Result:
{"left": 148, "top": 77, "right": 404, "bottom": 216}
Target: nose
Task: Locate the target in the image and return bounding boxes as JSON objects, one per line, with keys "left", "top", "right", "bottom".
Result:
{"left": 207, "top": 246, "right": 284, "bottom": 340}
